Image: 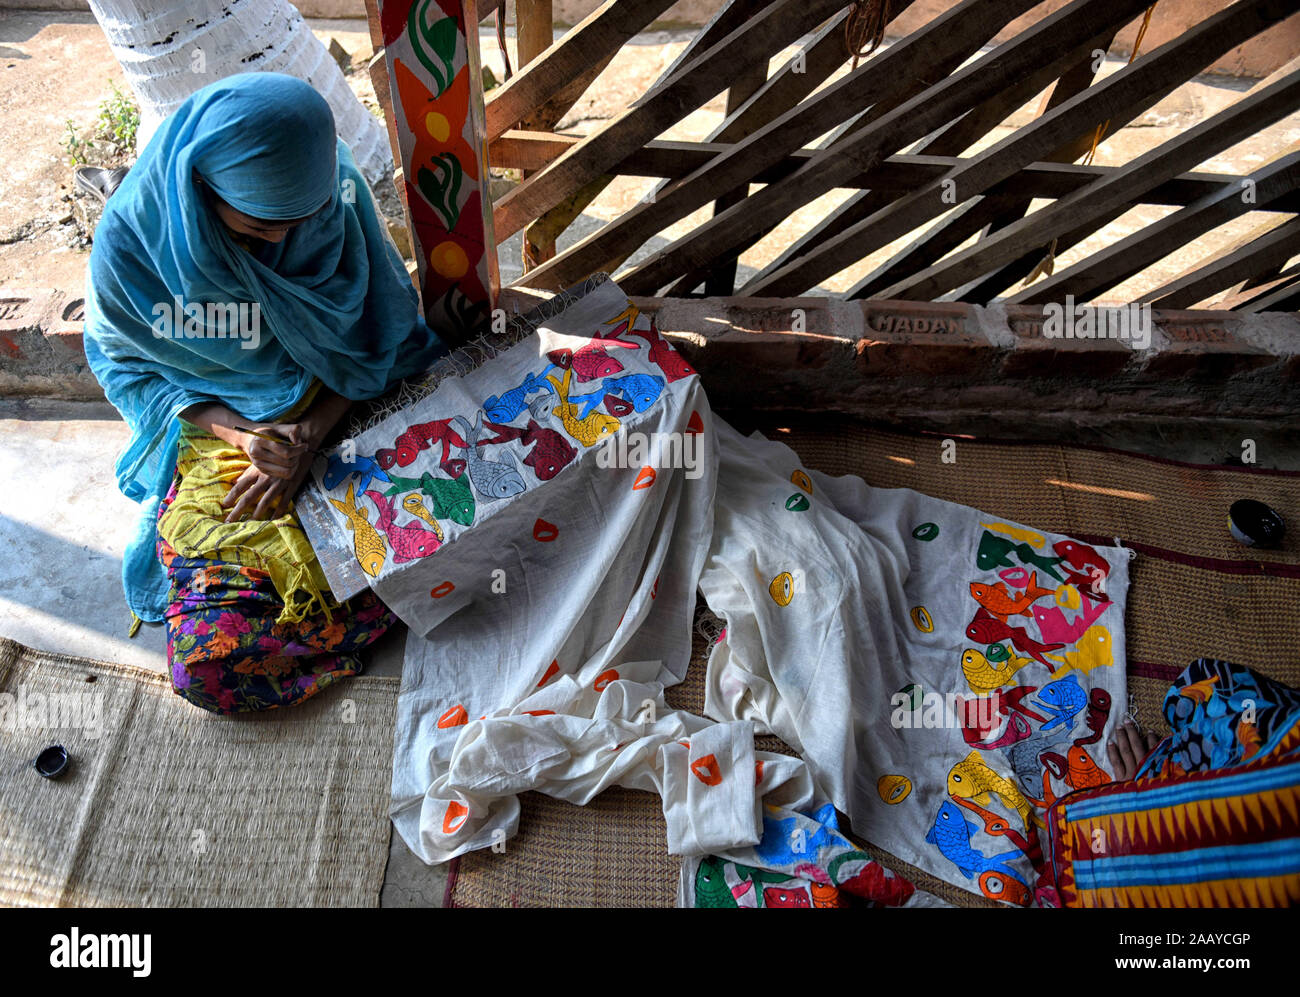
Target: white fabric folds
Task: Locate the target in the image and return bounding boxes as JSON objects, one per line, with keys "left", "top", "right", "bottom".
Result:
{"left": 298, "top": 277, "right": 1131, "bottom": 906}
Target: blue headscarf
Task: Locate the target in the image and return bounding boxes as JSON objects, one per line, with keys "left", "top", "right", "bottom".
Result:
{"left": 85, "top": 73, "right": 448, "bottom": 622}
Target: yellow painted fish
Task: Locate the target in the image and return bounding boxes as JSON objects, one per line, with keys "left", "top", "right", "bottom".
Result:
{"left": 947, "top": 750, "right": 1034, "bottom": 828}
{"left": 403, "top": 493, "right": 445, "bottom": 541}
{"left": 960, "top": 648, "right": 1033, "bottom": 696}
{"left": 980, "top": 521, "right": 1045, "bottom": 549}
{"left": 1047, "top": 624, "right": 1115, "bottom": 679}
{"left": 547, "top": 368, "right": 620, "bottom": 447}
{"left": 329, "top": 482, "right": 387, "bottom": 577}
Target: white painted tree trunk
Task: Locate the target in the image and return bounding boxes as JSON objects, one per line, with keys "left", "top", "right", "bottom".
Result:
{"left": 86, "top": 0, "right": 392, "bottom": 184}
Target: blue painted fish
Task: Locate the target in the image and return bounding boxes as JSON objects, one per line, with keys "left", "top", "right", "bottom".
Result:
{"left": 570, "top": 373, "right": 666, "bottom": 419}
{"left": 1035, "top": 673, "right": 1087, "bottom": 732}
{"left": 453, "top": 412, "right": 527, "bottom": 500}
{"left": 383, "top": 471, "right": 475, "bottom": 526}
{"left": 925, "top": 800, "right": 1023, "bottom": 882}
{"left": 482, "top": 366, "right": 553, "bottom": 424}
{"left": 546, "top": 368, "right": 620, "bottom": 447}
{"left": 323, "top": 452, "right": 389, "bottom": 496}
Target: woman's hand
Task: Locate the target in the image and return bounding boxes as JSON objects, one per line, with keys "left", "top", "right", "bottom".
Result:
{"left": 237, "top": 422, "right": 313, "bottom": 481}
{"left": 221, "top": 457, "right": 313, "bottom": 523}
{"left": 1106, "top": 721, "right": 1162, "bottom": 782}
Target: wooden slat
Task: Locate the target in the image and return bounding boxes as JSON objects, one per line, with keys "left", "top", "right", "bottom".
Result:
{"left": 647, "top": 0, "right": 774, "bottom": 95}
{"left": 748, "top": 27, "right": 1121, "bottom": 288}
{"left": 846, "top": 35, "right": 1119, "bottom": 299}
{"left": 484, "top": 0, "right": 678, "bottom": 141}
{"left": 947, "top": 50, "right": 1300, "bottom": 303}
{"left": 666, "top": 0, "right": 1026, "bottom": 296}
{"left": 522, "top": 7, "right": 862, "bottom": 288}
{"left": 512, "top": 0, "right": 1043, "bottom": 290}
{"left": 870, "top": 69, "right": 1300, "bottom": 301}
{"left": 1007, "top": 152, "right": 1300, "bottom": 304}
{"left": 701, "top": 60, "right": 770, "bottom": 295}
{"left": 490, "top": 0, "right": 853, "bottom": 240}
{"left": 1217, "top": 263, "right": 1300, "bottom": 311}
{"left": 1140, "top": 215, "right": 1300, "bottom": 309}
{"left": 490, "top": 131, "right": 1300, "bottom": 212}
{"left": 727, "top": 0, "right": 1293, "bottom": 300}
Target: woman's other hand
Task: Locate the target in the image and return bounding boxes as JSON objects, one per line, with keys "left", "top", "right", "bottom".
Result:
{"left": 1106, "top": 721, "right": 1162, "bottom": 782}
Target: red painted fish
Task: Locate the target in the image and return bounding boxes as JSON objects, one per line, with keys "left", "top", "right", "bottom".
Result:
{"left": 624, "top": 318, "right": 696, "bottom": 383}
{"left": 364, "top": 489, "right": 442, "bottom": 562}
{"left": 548, "top": 342, "right": 635, "bottom": 383}
{"left": 1072, "top": 687, "right": 1112, "bottom": 747}
{"left": 966, "top": 608, "right": 1064, "bottom": 667}
{"left": 763, "top": 886, "right": 811, "bottom": 908}
{"left": 376, "top": 418, "right": 468, "bottom": 470}
{"left": 481, "top": 418, "right": 578, "bottom": 481}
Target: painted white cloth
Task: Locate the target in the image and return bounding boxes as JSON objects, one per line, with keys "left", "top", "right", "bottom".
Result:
{"left": 296, "top": 277, "right": 826, "bottom": 863}
{"left": 698, "top": 419, "right": 1130, "bottom": 904}
{"left": 296, "top": 276, "right": 1131, "bottom": 906}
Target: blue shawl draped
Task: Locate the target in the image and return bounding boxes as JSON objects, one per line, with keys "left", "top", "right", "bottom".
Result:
{"left": 84, "top": 73, "right": 448, "bottom": 623}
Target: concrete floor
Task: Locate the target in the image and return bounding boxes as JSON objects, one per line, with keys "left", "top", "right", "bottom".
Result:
{"left": 0, "top": 397, "right": 449, "bottom": 907}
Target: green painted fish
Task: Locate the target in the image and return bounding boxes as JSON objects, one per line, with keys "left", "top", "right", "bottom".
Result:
{"left": 975, "top": 531, "right": 1065, "bottom": 582}
{"left": 384, "top": 471, "right": 476, "bottom": 527}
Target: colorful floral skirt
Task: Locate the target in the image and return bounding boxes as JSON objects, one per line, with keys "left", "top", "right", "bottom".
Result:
{"left": 156, "top": 481, "right": 397, "bottom": 714}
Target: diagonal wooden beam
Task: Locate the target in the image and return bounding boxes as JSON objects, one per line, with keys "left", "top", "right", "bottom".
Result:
{"left": 484, "top": 0, "right": 679, "bottom": 141}
{"left": 1007, "top": 152, "right": 1300, "bottom": 304}
{"left": 945, "top": 50, "right": 1300, "bottom": 304}
{"left": 1140, "top": 214, "right": 1300, "bottom": 309}
{"left": 513, "top": 0, "right": 1042, "bottom": 290}
{"left": 871, "top": 69, "right": 1300, "bottom": 301}
{"left": 519, "top": 6, "right": 863, "bottom": 289}
{"left": 1214, "top": 262, "right": 1300, "bottom": 311}
{"left": 490, "top": 0, "right": 844, "bottom": 240}
{"left": 747, "top": 28, "right": 1122, "bottom": 289}
{"left": 726, "top": 0, "right": 1295, "bottom": 300}
{"left": 665, "top": 0, "right": 1031, "bottom": 296}
{"left": 620, "top": 0, "right": 1164, "bottom": 296}
{"left": 844, "top": 33, "right": 1119, "bottom": 300}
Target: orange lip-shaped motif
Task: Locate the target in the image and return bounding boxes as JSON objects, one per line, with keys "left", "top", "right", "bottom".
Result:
{"left": 437, "top": 704, "right": 468, "bottom": 729}
{"left": 691, "top": 754, "right": 722, "bottom": 786}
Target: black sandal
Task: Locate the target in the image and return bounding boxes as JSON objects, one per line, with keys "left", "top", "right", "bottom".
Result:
{"left": 74, "top": 165, "right": 130, "bottom": 205}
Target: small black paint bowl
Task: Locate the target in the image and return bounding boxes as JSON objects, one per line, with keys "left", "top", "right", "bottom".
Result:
{"left": 1228, "top": 499, "right": 1286, "bottom": 549}
{"left": 33, "top": 744, "right": 70, "bottom": 779}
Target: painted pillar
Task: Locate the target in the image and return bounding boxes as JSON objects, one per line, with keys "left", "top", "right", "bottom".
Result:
{"left": 377, "top": 0, "right": 498, "bottom": 342}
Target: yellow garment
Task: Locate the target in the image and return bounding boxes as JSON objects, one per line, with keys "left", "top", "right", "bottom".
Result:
{"left": 157, "top": 385, "right": 337, "bottom": 625}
